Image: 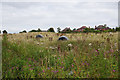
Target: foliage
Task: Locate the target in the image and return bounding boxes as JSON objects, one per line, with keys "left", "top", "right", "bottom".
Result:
{"left": 57, "top": 27, "right": 61, "bottom": 33}
{"left": 115, "top": 26, "right": 120, "bottom": 31}
{"left": 73, "top": 28, "right": 76, "bottom": 31}
{"left": 3, "top": 30, "right": 7, "bottom": 34}
{"left": 29, "top": 28, "right": 42, "bottom": 32}
{"left": 47, "top": 27, "right": 55, "bottom": 32}
{"left": 19, "top": 30, "right": 27, "bottom": 33}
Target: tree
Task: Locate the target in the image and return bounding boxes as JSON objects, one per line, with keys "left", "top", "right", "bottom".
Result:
{"left": 3, "top": 30, "right": 7, "bottom": 34}
{"left": 47, "top": 27, "right": 55, "bottom": 32}
{"left": 23, "top": 30, "right": 27, "bottom": 33}
{"left": 83, "top": 28, "right": 90, "bottom": 33}
{"left": 29, "top": 30, "right": 37, "bottom": 32}
{"left": 116, "top": 26, "right": 120, "bottom": 31}
{"left": 37, "top": 28, "right": 41, "bottom": 32}
{"left": 57, "top": 27, "right": 61, "bottom": 33}
{"left": 19, "top": 30, "right": 27, "bottom": 33}
{"left": 104, "top": 24, "right": 107, "bottom": 27}
{"left": 73, "top": 28, "right": 76, "bottom": 31}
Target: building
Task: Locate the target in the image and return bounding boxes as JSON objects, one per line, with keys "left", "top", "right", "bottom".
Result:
{"left": 75, "top": 26, "right": 87, "bottom": 32}
{"left": 95, "top": 25, "right": 111, "bottom": 31}
{"left": 62, "top": 27, "right": 71, "bottom": 32}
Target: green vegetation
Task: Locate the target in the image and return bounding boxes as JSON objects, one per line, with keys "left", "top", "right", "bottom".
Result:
{"left": 29, "top": 28, "right": 42, "bottom": 32}
{"left": 47, "top": 27, "right": 55, "bottom": 32}
{"left": 2, "top": 32, "right": 118, "bottom": 78}
{"left": 19, "top": 30, "right": 27, "bottom": 33}
{"left": 2, "top": 30, "right": 7, "bottom": 34}
{"left": 57, "top": 27, "right": 61, "bottom": 33}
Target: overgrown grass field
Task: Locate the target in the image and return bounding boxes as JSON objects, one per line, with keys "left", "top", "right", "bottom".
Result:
{"left": 2, "top": 32, "right": 119, "bottom": 78}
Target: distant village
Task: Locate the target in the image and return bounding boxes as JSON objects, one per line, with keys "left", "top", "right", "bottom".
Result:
{"left": 62, "top": 24, "right": 111, "bottom": 33}
{"left": 1, "top": 24, "right": 120, "bottom": 34}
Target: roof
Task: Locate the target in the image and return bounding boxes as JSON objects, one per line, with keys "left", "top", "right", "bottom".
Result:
{"left": 62, "top": 27, "right": 71, "bottom": 32}
{"left": 77, "top": 26, "right": 87, "bottom": 30}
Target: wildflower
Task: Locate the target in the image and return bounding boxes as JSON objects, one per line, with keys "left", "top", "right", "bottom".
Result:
{"left": 28, "top": 58, "right": 31, "bottom": 61}
{"left": 48, "top": 67, "right": 50, "bottom": 70}
{"left": 12, "top": 67, "right": 13, "bottom": 70}
{"left": 29, "top": 65, "right": 31, "bottom": 67}
{"left": 87, "top": 63, "right": 89, "bottom": 66}
{"left": 29, "top": 68, "right": 33, "bottom": 70}
{"left": 104, "top": 58, "right": 106, "bottom": 60}
{"left": 16, "top": 67, "right": 18, "bottom": 69}
{"left": 68, "top": 43, "right": 72, "bottom": 47}
{"left": 61, "top": 62, "right": 63, "bottom": 64}
{"left": 114, "top": 43, "right": 117, "bottom": 47}
{"left": 56, "top": 71, "right": 59, "bottom": 73}
{"left": 96, "top": 50, "right": 99, "bottom": 53}
{"left": 43, "top": 70, "right": 45, "bottom": 72}
{"left": 68, "top": 71, "right": 73, "bottom": 75}
{"left": 41, "top": 43, "right": 43, "bottom": 44}
{"left": 37, "top": 43, "right": 39, "bottom": 45}
{"left": 49, "top": 46, "right": 55, "bottom": 50}
{"left": 82, "top": 63, "right": 84, "bottom": 65}
{"left": 89, "top": 43, "right": 92, "bottom": 46}
{"left": 113, "top": 70, "right": 115, "bottom": 72}
{"left": 72, "top": 64, "right": 74, "bottom": 67}
{"left": 60, "top": 66, "right": 64, "bottom": 69}
{"left": 110, "top": 49, "right": 114, "bottom": 53}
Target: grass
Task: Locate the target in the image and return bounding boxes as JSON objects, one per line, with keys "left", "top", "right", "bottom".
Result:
{"left": 2, "top": 32, "right": 119, "bottom": 78}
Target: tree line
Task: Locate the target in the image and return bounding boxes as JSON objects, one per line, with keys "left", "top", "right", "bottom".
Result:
{"left": 0, "top": 26, "right": 120, "bottom": 34}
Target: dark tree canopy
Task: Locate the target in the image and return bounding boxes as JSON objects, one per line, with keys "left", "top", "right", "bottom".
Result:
{"left": 47, "top": 27, "right": 55, "bottom": 32}
{"left": 115, "top": 26, "right": 120, "bottom": 31}
{"left": 37, "top": 28, "right": 41, "bottom": 32}
{"left": 57, "top": 27, "right": 61, "bottom": 33}
{"left": 19, "top": 30, "right": 27, "bottom": 33}
{"left": 29, "top": 28, "right": 41, "bottom": 32}
{"left": 73, "top": 28, "right": 76, "bottom": 31}
{"left": 29, "top": 30, "right": 37, "bottom": 32}
{"left": 3, "top": 30, "right": 7, "bottom": 34}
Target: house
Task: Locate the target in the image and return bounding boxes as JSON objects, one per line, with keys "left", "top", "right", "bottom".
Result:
{"left": 74, "top": 26, "right": 87, "bottom": 32}
{"left": 62, "top": 27, "right": 71, "bottom": 32}
{"left": 95, "top": 25, "right": 111, "bottom": 31}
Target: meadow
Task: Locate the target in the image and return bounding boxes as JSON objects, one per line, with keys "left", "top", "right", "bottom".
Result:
{"left": 1, "top": 32, "right": 119, "bottom": 78}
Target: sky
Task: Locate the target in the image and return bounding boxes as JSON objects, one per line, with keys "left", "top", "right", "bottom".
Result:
{"left": 0, "top": 1, "right": 119, "bottom": 33}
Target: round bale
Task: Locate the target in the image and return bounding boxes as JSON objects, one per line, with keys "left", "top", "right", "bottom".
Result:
{"left": 58, "top": 36, "right": 69, "bottom": 41}
{"left": 36, "top": 34, "right": 44, "bottom": 38}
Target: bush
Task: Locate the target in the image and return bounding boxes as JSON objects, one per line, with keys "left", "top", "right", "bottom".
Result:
{"left": 19, "top": 30, "right": 27, "bottom": 33}
{"left": 47, "top": 28, "right": 55, "bottom": 32}
{"left": 3, "top": 30, "right": 7, "bottom": 34}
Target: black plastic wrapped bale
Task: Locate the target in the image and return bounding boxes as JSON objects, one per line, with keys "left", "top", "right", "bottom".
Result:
{"left": 58, "top": 36, "right": 69, "bottom": 41}
{"left": 36, "top": 35, "right": 44, "bottom": 38}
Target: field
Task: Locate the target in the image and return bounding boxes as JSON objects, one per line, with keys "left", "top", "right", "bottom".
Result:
{"left": 1, "top": 32, "right": 119, "bottom": 78}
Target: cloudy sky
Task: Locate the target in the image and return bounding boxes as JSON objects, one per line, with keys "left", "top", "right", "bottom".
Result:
{"left": 1, "top": 1, "right": 119, "bottom": 33}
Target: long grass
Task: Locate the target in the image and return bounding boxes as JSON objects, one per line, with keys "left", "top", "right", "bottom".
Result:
{"left": 2, "top": 32, "right": 118, "bottom": 78}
